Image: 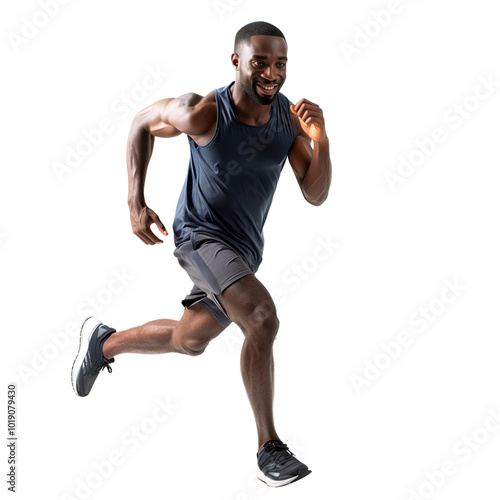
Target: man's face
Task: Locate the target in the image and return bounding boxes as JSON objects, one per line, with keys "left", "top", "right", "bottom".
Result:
{"left": 234, "top": 35, "right": 288, "bottom": 105}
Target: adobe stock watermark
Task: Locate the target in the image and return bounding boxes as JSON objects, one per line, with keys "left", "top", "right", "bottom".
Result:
{"left": 271, "top": 234, "right": 340, "bottom": 306}
{"left": 60, "top": 396, "right": 179, "bottom": 500}
{"left": 404, "top": 404, "right": 500, "bottom": 500}
{"left": 340, "top": 0, "right": 417, "bottom": 64}
{"left": 51, "top": 65, "right": 169, "bottom": 182}
{"left": 215, "top": 111, "right": 290, "bottom": 189}
{"left": 350, "top": 277, "right": 466, "bottom": 394}
{"left": 384, "top": 74, "right": 499, "bottom": 192}
{"left": 223, "top": 235, "right": 340, "bottom": 354}
{"left": 17, "top": 267, "right": 134, "bottom": 385}
{"left": 7, "top": 0, "right": 72, "bottom": 54}
{"left": 213, "top": 0, "right": 245, "bottom": 21}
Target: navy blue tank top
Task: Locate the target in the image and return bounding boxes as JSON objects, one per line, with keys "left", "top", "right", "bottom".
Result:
{"left": 172, "top": 82, "right": 297, "bottom": 269}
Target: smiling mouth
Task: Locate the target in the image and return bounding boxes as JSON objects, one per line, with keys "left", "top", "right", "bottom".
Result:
{"left": 256, "top": 83, "right": 279, "bottom": 95}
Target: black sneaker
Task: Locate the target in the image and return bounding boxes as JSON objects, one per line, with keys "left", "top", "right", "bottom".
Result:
{"left": 256, "top": 440, "right": 311, "bottom": 487}
{"left": 71, "top": 317, "right": 116, "bottom": 397}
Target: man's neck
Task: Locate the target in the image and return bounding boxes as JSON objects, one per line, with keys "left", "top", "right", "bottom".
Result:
{"left": 230, "top": 81, "right": 272, "bottom": 127}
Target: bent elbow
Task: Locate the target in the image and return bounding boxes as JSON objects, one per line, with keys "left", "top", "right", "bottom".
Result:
{"left": 304, "top": 190, "right": 329, "bottom": 206}
{"left": 311, "top": 197, "right": 326, "bottom": 207}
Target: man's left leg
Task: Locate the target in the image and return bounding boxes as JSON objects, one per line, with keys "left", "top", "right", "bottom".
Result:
{"left": 217, "top": 274, "right": 311, "bottom": 486}
{"left": 218, "top": 274, "right": 280, "bottom": 450}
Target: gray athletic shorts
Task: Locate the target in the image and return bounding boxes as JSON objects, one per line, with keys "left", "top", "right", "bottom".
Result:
{"left": 173, "top": 231, "right": 257, "bottom": 327}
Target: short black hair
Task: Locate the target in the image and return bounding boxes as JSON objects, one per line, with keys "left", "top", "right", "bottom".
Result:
{"left": 234, "top": 21, "right": 286, "bottom": 53}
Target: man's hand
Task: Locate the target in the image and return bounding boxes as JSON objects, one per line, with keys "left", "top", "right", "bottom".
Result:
{"left": 130, "top": 205, "right": 168, "bottom": 245}
{"left": 290, "top": 99, "right": 326, "bottom": 143}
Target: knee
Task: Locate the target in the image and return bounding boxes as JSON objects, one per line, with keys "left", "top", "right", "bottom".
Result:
{"left": 172, "top": 331, "right": 210, "bottom": 356}
{"left": 245, "top": 301, "right": 279, "bottom": 345}
{"left": 180, "top": 337, "right": 209, "bottom": 356}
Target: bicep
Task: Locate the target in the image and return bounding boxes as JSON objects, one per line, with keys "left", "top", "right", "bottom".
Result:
{"left": 131, "top": 98, "right": 181, "bottom": 138}
{"left": 134, "top": 92, "right": 214, "bottom": 139}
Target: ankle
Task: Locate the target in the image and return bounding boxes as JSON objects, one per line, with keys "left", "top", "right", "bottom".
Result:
{"left": 258, "top": 437, "right": 281, "bottom": 452}
{"left": 102, "top": 334, "right": 115, "bottom": 359}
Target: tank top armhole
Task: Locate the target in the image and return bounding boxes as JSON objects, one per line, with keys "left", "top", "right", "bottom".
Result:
{"left": 195, "top": 89, "right": 222, "bottom": 149}
{"left": 286, "top": 97, "right": 302, "bottom": 139}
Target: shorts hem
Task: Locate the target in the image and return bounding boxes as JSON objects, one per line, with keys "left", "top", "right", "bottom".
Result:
{"left": 197, "top": 298, "right": 232, "bottom": 328}
{"left": 219, "top": 270, "right": 255, "bottom": 294}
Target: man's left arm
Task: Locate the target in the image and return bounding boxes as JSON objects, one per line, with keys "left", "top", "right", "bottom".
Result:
{"left": 287, "top": 98, "right": 332, "bottom": 206}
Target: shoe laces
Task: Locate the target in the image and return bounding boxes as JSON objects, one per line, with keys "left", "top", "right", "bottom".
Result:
{"left": 264, "top": 441, "right": 295, "bottom": 462}
{"left": 101, "top": 361, "right": 113, "bottom": 373}
{"left": 91, "top": 357, "right": 114, "bottom": 375}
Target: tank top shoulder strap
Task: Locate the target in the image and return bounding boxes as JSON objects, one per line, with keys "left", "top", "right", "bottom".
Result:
{"left": 214, "top": 83, "right": 236, "bottom": 124}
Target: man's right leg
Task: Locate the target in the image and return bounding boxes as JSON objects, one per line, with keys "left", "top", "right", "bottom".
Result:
{"left": 71, "top": 303, "right": 226, "bottom": 396}
{"left": 102, "top": 303, "right": 226, "bottom": 358}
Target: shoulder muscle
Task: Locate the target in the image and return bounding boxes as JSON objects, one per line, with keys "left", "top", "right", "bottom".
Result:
{"left": 163, "top": 91, "right": 216, "bottom": 137}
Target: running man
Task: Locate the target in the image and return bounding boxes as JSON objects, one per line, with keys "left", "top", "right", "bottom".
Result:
{"left": 71, "top": 21, "right": 331, "bottom": 487}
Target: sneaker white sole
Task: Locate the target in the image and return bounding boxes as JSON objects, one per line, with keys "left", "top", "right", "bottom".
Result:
{"left": 256, "top": 468, "right": 299, "bottom": 487}
{"left": 71, "top": 317, "right": 102, "bottom": 396}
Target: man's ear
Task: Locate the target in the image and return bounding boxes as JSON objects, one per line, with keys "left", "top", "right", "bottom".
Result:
{"left": 231, "top": 53, "right": 240, "bottom": 71}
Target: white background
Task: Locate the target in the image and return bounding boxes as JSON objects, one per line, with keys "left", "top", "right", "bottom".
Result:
{"left": 2, "top": 0, "right": 500, "bottom": 499}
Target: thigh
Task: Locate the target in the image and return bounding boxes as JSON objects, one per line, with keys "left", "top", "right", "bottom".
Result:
{"left": 217, "top": 274, "right": 277, "bottom": 333}
{"left": 174, "top": 232, "right": 255, "bottom": 296}
{"left": 174, "top": 233, "right": 257, "bottom": 327}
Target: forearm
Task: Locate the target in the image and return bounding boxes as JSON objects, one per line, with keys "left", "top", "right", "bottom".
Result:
{"left": 126, "top": 117, "right": 155, "bottom": 213}
{"left": 301, "top": 137, "right": 332, "bottom": 206}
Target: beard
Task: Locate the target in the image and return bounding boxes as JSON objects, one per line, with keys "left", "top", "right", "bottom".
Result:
{"left": 240, "top": 77, "right": 283, "bottom": 106}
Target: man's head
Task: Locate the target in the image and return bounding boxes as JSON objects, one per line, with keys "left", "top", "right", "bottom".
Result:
{"left": 232, "top": 21, "right": 287, "bottom": 106}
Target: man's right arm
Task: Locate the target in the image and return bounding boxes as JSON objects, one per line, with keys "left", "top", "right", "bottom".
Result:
{"left": 126, "top": 93, "right": 215, "bottom": 245}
